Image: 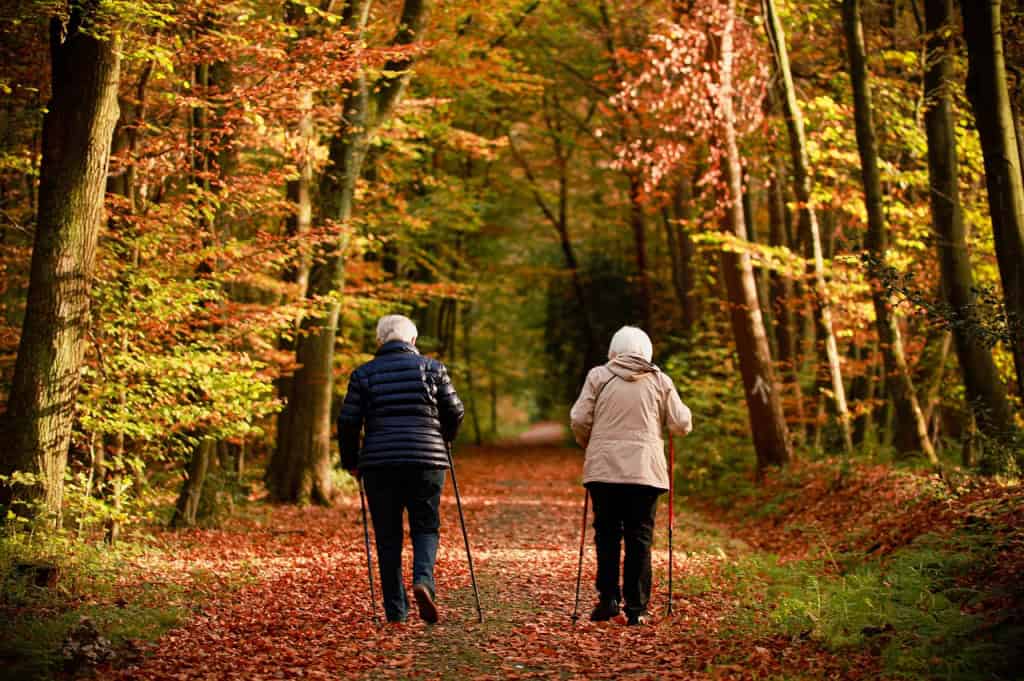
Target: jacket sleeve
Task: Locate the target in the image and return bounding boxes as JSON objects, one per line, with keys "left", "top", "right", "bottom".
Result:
{"left": 434, "top": 360, "right": 465, "bottom": 443}
{"left": 661, "top": 374, "right": 693, "bottom": 436}
{"left": 569, "top": 369, "right": 600, "bottom": 448}
{"left": 337, "top": 371, "right": 365, "bottom": 471}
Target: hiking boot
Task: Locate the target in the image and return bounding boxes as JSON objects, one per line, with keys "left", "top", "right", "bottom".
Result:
{"left": 589, "top": 598, "right": 621, "bottom": 622}
{"left": 626, "top": 610, "right": 652, "bottom": 626}
{"left": 413, "top": 583, "right": 439, "bottom": 624}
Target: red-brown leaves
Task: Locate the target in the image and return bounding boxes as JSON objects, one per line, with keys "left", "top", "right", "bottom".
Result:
{"left": 100, "top": 447, "right": 875, "bottom": 680}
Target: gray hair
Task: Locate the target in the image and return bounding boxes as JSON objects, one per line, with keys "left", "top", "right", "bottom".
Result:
{"left": 608, "top": 326, "right": 653, "bottom": 362}
{"left": 376, "top": 314, "right": 418, "bottom": 345}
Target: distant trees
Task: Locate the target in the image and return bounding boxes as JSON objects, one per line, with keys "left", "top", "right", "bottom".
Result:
{"left": 762, "top": 0, "right": 854, "bottom": 455}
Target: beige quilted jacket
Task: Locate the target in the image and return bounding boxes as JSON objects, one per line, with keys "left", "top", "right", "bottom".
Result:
{"left": 569, "top": 355, "right": 692, "bottom": 490}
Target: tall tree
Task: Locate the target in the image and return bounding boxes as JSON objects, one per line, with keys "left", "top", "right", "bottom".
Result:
{"left": 960, "top": 0, "right": 1024, "bottom": 397}
{"left": 766, "top": 150, "right": 806, "bottom": 444}
{"left": 267, "top": 0, "right": 429, "bottom": 504}
{"left": 842, "top": 0, "right": 937, "bottom": 462}
{"left": 762, "top": 0, "right": 854, "bottom": 454}
{"left": 599, "top": 0, "right": 654, "bottom": 332}
{"left": 924, "top": 0, "right": 1018, "bottom": 440}
{"left": 718, "top": 0, "right": 792, "bottom": 469}
{"left": 0, "top": 0, "right": 121, "bottom": 520}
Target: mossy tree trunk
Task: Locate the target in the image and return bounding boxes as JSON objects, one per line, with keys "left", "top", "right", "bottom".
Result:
{"left": 842, "top": 0, "right": 937, "bottom": 463}
{"left": 268, "top": 0, "right": 430, "bottom": 504}
{"left": 925, "top": 0, "right": 1018, "bottom": 443}
{"left": 0, "top": 1, "right": 121, "bottom": 522}
{"left": 719, "top": 0, "right": 792, "bottom": 470}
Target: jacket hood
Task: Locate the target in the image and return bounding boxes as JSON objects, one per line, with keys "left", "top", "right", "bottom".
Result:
{"left": 606, "top": 354, "right": 659, "bottom": 381}
{"left": 376, "top": 340, "right": 419, "bottom": 356}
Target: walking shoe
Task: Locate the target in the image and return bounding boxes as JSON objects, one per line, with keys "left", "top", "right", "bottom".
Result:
{"left": 589, "top": 598, "right": 621, "bottom": 622}
{"left": 413, "top": 583, "right": 439, "bottom": 624}
{"left": 626, "top": 610, "right": 652, "bottom": 626}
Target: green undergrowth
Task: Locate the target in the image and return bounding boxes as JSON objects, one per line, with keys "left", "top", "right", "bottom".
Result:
{"left": 0, "top": 531, "right": 184, "bottom": 681}
{"left": 717, "top": 534, "right": 1023, "bottom": 680}
{"left": 677, "top": 462, "right": 1024, "bottom": 680}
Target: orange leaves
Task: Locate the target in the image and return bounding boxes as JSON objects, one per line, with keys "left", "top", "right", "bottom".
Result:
{"left": 100, "top": 446, "right": 879, "bottom": 680}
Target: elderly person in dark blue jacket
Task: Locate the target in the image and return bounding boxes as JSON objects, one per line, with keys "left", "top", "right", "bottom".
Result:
{"left": 338, "top": 315, "right": 465, "bottom": 624}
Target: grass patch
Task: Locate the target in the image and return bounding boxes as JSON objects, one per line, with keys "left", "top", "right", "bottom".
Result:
{"left": 0, "top": 531, "right": 185, "bottom": 681}
{"left": 716, "top": 533, "right": 1023, "bottom": 680}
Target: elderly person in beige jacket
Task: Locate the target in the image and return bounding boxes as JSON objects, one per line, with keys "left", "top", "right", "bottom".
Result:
{"left": 570, "top": 326, "right": 692, "bottom": 625}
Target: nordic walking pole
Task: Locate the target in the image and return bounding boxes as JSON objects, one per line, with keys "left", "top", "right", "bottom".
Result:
{"left": 570, "top": 488, "right": 589, "bottom": 623}
{"left": 446, "top": 441, "right": 484, "bottom": 623}
{"left": 358, "top": 477, "right": 380, "bottom": 624}
{"left": 667, "top": 433, "right": 675, "bottom": 616}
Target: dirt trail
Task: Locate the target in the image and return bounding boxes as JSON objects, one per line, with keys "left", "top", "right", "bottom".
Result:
{"left": 107, "top": 446, "right": 870, "bottom": 680}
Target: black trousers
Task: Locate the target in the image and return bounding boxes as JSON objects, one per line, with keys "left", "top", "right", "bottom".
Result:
{"left": 587, "top": 482, "right": 662, "bottom": 616}
{"left": 362, "top": 467, "right": 445, "bottom": 622}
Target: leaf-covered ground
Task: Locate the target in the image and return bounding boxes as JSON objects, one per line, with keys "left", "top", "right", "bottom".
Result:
{"left": 100, "top": 444, "right": 878, "bottom": 680}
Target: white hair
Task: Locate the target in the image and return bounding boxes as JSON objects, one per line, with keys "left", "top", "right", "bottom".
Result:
{"left": 376, "top": 314, "right": 418, "bottom": 345}
{"left": 608, "top": 326, "right": 653, "bottom": 362}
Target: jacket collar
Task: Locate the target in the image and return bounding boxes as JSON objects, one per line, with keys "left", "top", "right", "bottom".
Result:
{"left": 376, "top": 340, "right": 419, "bottom": 356}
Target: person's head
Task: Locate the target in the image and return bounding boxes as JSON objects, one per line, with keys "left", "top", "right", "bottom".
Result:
{"left": 607, "top": 326, "right": 653, "bottom": 362}
{"left": 376, "top": 314, "right": 418, "bottom": 346}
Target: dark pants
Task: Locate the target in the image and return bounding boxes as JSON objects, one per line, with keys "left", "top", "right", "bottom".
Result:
{"left": 587, "top": 482, "right": 662, "bottom": 617}
{"left": 362, "top": 467, "right": 446, "bottom": 622}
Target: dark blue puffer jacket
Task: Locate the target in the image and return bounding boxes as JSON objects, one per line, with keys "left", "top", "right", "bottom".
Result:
{"left": 338, "top": 341, "right": 465, "bottom": 471}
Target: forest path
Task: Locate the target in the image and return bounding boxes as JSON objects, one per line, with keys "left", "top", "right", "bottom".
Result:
{"left": 107, "top": 446, "right": 867, "bottom": 680}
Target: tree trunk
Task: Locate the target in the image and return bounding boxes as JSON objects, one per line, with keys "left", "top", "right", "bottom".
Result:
{"left": 628, "top": 174, "right": 653, "bottom": 332}
{"left": 170, "top": 439, "right": 214, "bottom": 528}
{"left": 0, "top": 3, "right": 121, "bottom": 521}
{"left": 743, "top": 177, "right": 777, "bottom": 357}
{"left": 842, "top": 0, "right": 937, "bottom": 462}
{"left": 767, "top": 158, "right": 806, "bottom": 443}
{"left": 462, "top": 301, "right": 482, "bottom": 446}
{"left": 960, "top": 0, "right": 1024, "bottom": 398}
{"left": 719, "top": 0, "right": 792, "bottom": 470}
{"left": 926, "top": 0, "right": 1019, "bottom": 440}
{"left": 667, "top": 178, "right": 700, "bottom": 335}
{"left": 763, "top": 0, "right": 854, "bottom": 454}
{"left": 268, "top": 0, "right": 429, "bottom": 504}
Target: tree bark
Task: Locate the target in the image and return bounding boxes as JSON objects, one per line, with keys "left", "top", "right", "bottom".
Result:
{"left": 743, "top": 177, "right": 777, "bottom": 357}
{"left": 960, "top": 0, "right": 1024, "bottom": 398}
{"left": 628, "top": 174, "right": 653, "bottom": 332}
{"left": 842, "top": 0, "right": 937, "bottom": 462}
{"left": 767, "top": 155, "right": 806, "bottom": 443}
{"left": 926, "top": 0, "right": 1018, "bottom": 440}
{"left": 170, "top": 439, "right": 214, "bottom": 528}
{"left": 665, "top": 178, "right": 700, "bottom": 335}
{"left": 274, "top": 2, "right": 318, "bottom": 480}
{"left": 0, "top": 2, "right": 121, "bottom": 521}
{"left": 718, "top": 0, "right": 792, "bottom": 470}
{"left": 268, "top": 0, "right": 429, "bottom": 504}
{"left": 462, "top": 301, "right": 482, "bottom": 445}
{"left": 763, "top": 0, "right": 853, "bottom": 454}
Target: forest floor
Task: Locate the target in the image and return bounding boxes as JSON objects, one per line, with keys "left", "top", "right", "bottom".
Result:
{"left": 91, "top": 438, "right": 884, "bottom": 681}
{"left": 5, "top": 428, "right": 1020, "bottom": 680}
